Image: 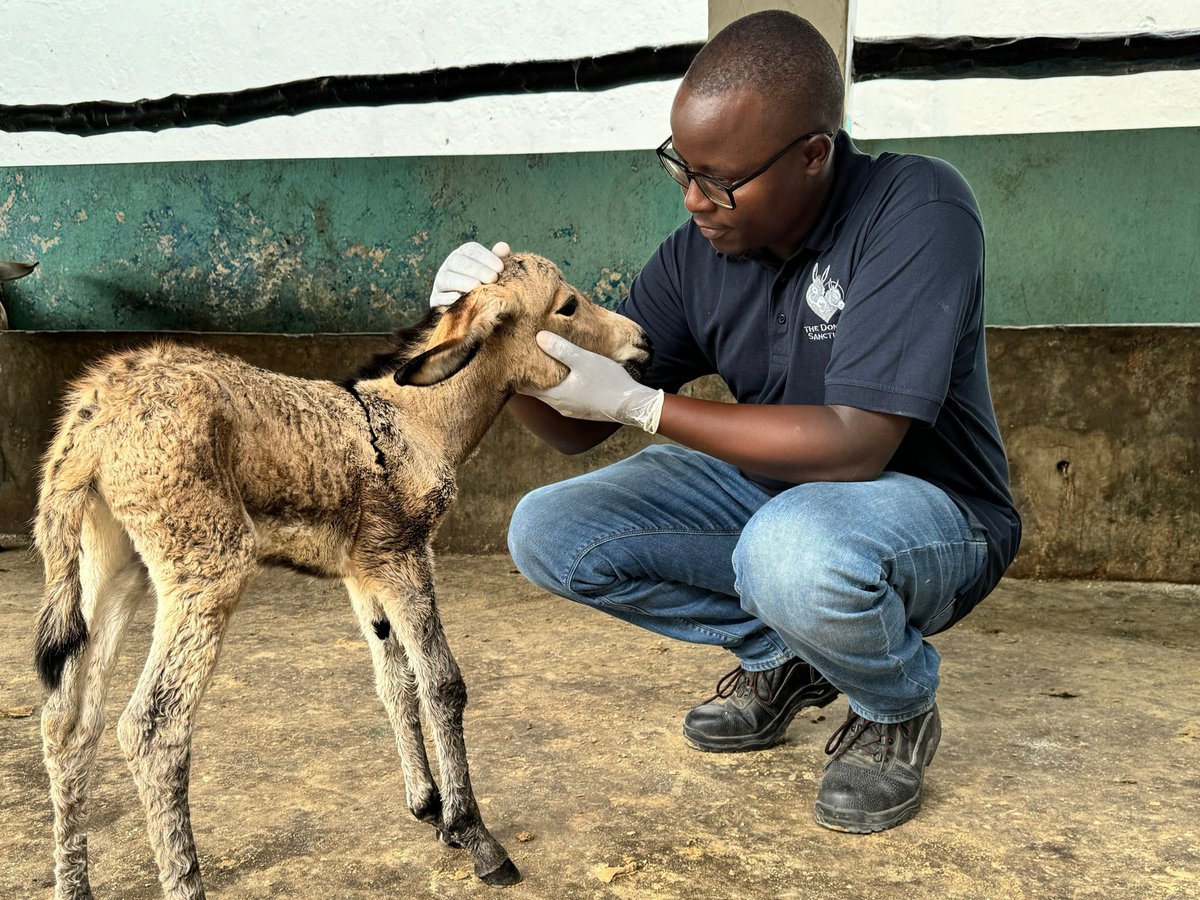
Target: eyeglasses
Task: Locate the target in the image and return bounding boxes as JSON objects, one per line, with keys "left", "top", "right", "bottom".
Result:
{"left": 656, "top": 131, "right": 833, "bottom": 210}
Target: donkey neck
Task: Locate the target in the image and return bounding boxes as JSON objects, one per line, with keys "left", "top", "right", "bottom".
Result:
{"left": 359, "top": 365, "right": 513, "bottom": 468}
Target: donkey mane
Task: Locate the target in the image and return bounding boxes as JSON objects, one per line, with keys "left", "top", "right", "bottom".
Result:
{"left": 341, "top": 306, "right": 443, "bottom": 387}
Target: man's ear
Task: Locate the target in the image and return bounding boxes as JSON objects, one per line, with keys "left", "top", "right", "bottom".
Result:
{"left": 395, "top": 282, "right": 519, "bottom": 387}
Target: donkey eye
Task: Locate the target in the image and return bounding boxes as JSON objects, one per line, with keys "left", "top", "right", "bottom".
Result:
{"left": 555, "top": 295, "right": 578, "bottom": 316}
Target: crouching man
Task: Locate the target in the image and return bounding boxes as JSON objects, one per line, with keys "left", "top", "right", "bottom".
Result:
{"left": 431, "top": 10, "right": 1020, "bottom": 833}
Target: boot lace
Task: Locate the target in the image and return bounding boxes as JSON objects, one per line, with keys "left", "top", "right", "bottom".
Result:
{"left": 704, "top": 665, "right": 778, "bottom": 705}
{"left": 824, "top": 711, "right": 912, "bottom": 768}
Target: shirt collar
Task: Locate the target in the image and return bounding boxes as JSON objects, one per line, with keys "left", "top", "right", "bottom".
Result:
{"left": 798, "top": 130, "right": 872, "bottom": 254}
{"left": 741, "top": 130, "right": 872, "bottom": 268}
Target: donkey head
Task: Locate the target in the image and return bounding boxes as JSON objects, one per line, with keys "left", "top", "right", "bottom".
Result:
{"left": 396, "top": 253, "right": 651, "bottom": 391}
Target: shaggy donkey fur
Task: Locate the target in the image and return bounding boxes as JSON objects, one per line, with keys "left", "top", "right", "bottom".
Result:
{"left": 33, "top": 253, "right": 651, "bottom": 899}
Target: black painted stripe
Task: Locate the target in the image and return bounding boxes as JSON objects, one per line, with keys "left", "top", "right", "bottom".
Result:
{"left": 0, "top": 43, "right": 704, "bottom": 136}
{"left": 3, "top": 32, "right": 1198, "bottom": 136}
{"left": 854, "top": 31, "right": 1200, "bottom": 82}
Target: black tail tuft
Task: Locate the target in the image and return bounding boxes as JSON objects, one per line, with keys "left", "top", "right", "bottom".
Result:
{"left": 33, "top": 596, "right": 89, "bottom": 691}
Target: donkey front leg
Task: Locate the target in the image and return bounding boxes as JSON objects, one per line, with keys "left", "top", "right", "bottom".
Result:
{"left": 363, "top": 557, "right": 520, "bottom": 886}
{"left": 344, "top": 577, "right": 444, "bottom": 830}
{"left": 117, "top": 563, "right": 248, "bottom": 900}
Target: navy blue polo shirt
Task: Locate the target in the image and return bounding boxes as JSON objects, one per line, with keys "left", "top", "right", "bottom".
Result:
{"left": 617, "top": 130, "right": 1020, "bottom": 628}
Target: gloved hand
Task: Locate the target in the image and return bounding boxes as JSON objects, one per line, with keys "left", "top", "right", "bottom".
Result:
{"left": 524, "top": 331, "right": 665, "bottom": 434}
{"left": 429, "top": 241, "right": 510, "bottom": 307}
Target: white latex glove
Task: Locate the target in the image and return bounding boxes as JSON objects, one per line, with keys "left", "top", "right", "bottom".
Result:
{"left": 525, "top": 331, "right": 665, "bottom": 434}
{"left": 430, "top": 241, "right": 511, "bottom": 307}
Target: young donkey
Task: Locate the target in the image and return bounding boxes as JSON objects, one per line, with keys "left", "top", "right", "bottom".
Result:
{"left": 34, "top": 253, "right": 651, "bottom": 898}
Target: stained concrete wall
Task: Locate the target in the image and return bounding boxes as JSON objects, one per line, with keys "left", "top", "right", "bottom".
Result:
{"left": 1, "top": 326, "right": 1196, "bottom": 582}
{"left": 0, "top": 330, "right": 664, "bottom": 552}
{"left": 3, "top": 127, "right": 1198, "bottom": 332}
{"left": 986, "top": 327, "right": 1199, "bottom": 581}
{"left": 0, "top": 153, "right": 680, "bottom": 332}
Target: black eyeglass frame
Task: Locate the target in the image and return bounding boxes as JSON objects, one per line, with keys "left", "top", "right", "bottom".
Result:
{"left": 656, "top": 130, "right": 834, "bottom": 210}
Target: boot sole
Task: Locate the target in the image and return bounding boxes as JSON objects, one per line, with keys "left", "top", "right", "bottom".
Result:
{"left": 812, "top": 795, "right": 922, "bottom": 833}
{"left": 682, "top": 683, "right": 841, "bottom": 753}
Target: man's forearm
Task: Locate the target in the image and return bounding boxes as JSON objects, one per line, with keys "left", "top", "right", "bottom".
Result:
{"left": 657, "top": 394, "right": 910, "bottom": 483}
{"left": 506, "top": 394, "right": 621, "bottom": 455}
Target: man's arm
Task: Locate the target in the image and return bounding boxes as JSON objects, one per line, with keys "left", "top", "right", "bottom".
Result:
{"left": 509, "top": 389, "right": 908, "bottom": 483}
{"left": 513, "top": 388, "right": 907, "bottom": 479}
{"left": 657, "top": 394, "right": 910, "bottom": 483}
{"left": 506, "top": 394, "right": 619, "bottom": 455}
{"left": 524, "top": 332, "right": 910, "bottom": 480}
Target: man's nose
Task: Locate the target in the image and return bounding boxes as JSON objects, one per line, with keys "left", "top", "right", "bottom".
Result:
{"left": 682, "top": 179, "right": 719, "bottom": 214}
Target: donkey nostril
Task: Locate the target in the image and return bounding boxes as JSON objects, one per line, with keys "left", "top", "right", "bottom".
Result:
{"left": 637, "top": 338, "right": 654, "bottom": 366}
{"left": 619, "top": 346, "right": 652, "bottom": 381}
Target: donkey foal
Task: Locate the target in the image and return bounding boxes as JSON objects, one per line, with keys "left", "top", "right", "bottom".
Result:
{"left": 33, "top": 253, "right": 651, "bottom": 898}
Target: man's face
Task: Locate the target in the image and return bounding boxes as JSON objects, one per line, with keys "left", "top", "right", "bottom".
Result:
{"left": 667, "top": 86, "right": 832, "bottom": 259}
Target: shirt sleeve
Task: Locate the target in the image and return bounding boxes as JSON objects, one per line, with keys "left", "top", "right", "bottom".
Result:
{"left": 617, "top": 226, "right": 713, "bottom": 393}
{"left": 823, "top": 198, "right": 984, "bottom": 425}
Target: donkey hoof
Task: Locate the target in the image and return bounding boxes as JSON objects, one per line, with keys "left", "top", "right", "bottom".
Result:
{"left": 436, "top": 828, "right": 464, "bottom": 849}
{"left": 479, "top": 857, "right": 522, "bottom": 886}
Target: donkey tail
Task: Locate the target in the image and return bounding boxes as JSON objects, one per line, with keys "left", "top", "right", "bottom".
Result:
{"left": 33, "top": 396, "right": 101, "bottom": 690}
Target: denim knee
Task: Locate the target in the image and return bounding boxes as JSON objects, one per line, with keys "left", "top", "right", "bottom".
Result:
{"left": 732, "top": 491, "right": 881, "bottom": 642}
{"left": 507, "top": 484, "right": 564, "bottom": 595}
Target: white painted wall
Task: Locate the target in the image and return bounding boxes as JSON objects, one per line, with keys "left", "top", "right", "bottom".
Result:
{"left": 853, "top": 0, "right": 1200, "bottom": 38}
{"left": 4, "top": 1, "right": 706, "bottom": 103}
{"left": 849, "top": 0, "right": 1200, "bottom": 137}
{"left": 0, "top": 0, "right": 707, "bottom": 165}
{"left": 848, "top": 70, "right": 1200, "bottom": 139}
{"left": 2, "top": 0, "right": 1199, "bottom": 164}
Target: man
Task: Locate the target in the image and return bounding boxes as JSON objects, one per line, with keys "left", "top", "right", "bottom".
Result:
{"left": 430, "top": 11, "right": 1020, "bottom": 833}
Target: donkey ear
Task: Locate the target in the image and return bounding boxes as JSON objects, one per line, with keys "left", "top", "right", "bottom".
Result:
{"left": 395, "top": 336, "right": 482, "bottom": 387}
{"left": 0, "top": 260, "right": 38, "bottom": 282}
{"left": 394, "top": 283, "right": 518, "bottom": 387}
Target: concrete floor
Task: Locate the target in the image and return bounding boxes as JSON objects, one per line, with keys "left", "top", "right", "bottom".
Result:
{"left": 1, "top": 546, "right": 1198, "bottom": 900}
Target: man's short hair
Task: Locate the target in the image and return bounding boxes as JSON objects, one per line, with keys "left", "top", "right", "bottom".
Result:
{"left": 682, "top": 11, "right": 845, "bottom": 133}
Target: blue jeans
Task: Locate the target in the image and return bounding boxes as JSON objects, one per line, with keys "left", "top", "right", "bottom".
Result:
{"left": 507, "top": 444, "right": 988, "bottom": 724}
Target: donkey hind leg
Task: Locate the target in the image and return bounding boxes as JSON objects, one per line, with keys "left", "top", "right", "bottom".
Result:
{"left": 43, "top": 500, "right": 147, "bottom": 900}
{"left": 368, "top": 559, "right": 520, "bottom": 886}
{"left": 344, "top": 578, "right": 447, "bottom": 832}
{"left": 116, "top": 534, "right": 253, "bottom": 900}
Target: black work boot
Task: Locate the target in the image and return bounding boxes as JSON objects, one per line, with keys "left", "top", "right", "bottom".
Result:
{"left": 813, "top": 704, "right": 941, "bottom": 833}
{"left": 682, "top": 657, "right": 840, "bottom": 753}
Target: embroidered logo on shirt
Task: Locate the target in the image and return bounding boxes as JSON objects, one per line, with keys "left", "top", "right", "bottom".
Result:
{"left": 805, "top": 263, "right": 845, "bottom": 323}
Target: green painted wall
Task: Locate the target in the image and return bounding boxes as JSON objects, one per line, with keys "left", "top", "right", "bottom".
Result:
{"left": 0, "top": 154, "right": 684, "bottom": 332}
{"left": 862, "top": 129, "right": 1200, "bottom": 326}
{"left": 1, "top": 126, "right": 1197, "bottom": 330}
